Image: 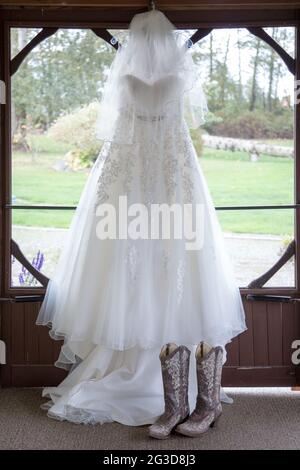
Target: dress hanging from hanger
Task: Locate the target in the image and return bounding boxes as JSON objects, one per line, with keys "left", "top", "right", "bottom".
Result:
{"left": 36, "top": 9, "right": 246, "bottom": 425}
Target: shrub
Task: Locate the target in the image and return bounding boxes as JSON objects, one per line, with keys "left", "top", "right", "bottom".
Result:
{"left": 48, "top": 101, "right": 102, "bottom": 169}
{"left": 49, "top": 101, "right": 205, "bottom": 169}
{"left": 206, "top": 110, "right": 293, "bottom": 140}
{"left": 190, "top": 128, "right": 204, "bottom": 156}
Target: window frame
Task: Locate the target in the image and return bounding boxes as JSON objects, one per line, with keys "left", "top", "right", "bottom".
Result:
{"left": 1, "top": 7, "right": 300, "bottom": 297}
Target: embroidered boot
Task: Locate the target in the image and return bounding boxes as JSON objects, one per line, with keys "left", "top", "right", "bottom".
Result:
{"left": 149, "top": 343, "right": 191, "bottom": 439}
{"left": 175, "top": 342, "right": 223, "bottom": 437}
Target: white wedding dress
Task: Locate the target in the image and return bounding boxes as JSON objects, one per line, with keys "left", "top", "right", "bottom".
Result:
{"left": 36, "top": 10, "right": 246, "bottom": 426}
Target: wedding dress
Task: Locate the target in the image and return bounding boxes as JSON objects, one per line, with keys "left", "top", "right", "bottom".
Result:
{"left": 36, "top": 9, "right": 246, "bottom": 425}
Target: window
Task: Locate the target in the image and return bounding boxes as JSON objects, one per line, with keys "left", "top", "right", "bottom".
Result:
{"left": 1, "top": 17, "right": 299, "bottom": 295}
{"left": 190, "top": 27, "right": 295, "bottom": 287}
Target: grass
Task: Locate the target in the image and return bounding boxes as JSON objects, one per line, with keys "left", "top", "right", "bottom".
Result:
{"left": 13, "top": 159, "right": 87, "bottom": 206}
{"left": 199, "top": 148, "right": 294, "bottom": 235}
{"left": 12, "top": 208, "right": 75, "bottom": 229}
{"left": 11, "top": 135, "right": 294, "bottom": 235}
{"left": 200, "top": 148, "right": 293, "bottom": 205}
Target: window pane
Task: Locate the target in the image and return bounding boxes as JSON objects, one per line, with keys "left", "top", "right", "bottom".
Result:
{"left": 10, "top": 27, "right": 296, "bottom": 291}
{"left": 199, "top": 152, "right": 294, "bottom": 207}
{"left": 11, "top": 27, "right": 295, "bottom": 208}
{"left": 10, "top": 28, "right": 42, "bottom": 58}
{"left": 11, "top": 209, "right": 75, "bottom": 287}
{"left": 218, "top": 208, "right": 295, "bottom": 287}
{"left": 11, "top": 27, "right": 118, "bottom": 205}
{"left": 11, "top": 208, "right": 294, "bottom": 289}
{"left": 263, "top": 27, "right": 295, "bottom": 58}
{"left": 192, "top": 27, "right": 295, "bottom": 207}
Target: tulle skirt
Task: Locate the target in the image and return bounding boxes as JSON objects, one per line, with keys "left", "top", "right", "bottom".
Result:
{"left": 41, "top": 345, "right": 234, "bottom": 426}
{"left": 37, "top": 121, "right": 246, "bottom": 425}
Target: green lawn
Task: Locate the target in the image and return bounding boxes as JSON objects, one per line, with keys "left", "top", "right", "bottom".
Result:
{"left": 12, "top": 137, "right": 294, "bottom": 235}
{"left": 13, "top": 160, "right": 87, "bottom": 206}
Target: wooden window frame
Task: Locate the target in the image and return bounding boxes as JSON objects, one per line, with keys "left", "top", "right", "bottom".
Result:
{"left": 1, "top": 6, "right": 300, "bottom": 297}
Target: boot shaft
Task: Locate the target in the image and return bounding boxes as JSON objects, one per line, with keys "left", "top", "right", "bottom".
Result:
{"left": 160, "top": 344, "right": 190, "bottom": 412}
{"left": 195, "top": 345, "right": 223, "bottom": 411}
{"left": 214, "top": 346, "right": 223, "bottom": 404}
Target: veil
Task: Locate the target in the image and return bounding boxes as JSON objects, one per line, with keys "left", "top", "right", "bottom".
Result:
{"left": 95, "top": 9, "right": 208, "bottom": 144}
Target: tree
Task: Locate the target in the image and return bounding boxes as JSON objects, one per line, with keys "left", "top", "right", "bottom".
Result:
{"left": 11, "top": 28, "right": 116, "bottom": 136}
{"left": 249, "top": 37, "right": 261, "bottom": 111}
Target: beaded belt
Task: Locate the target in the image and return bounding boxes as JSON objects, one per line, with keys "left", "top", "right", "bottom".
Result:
{"left": 136, "top": 114, "right": 165, "bottom": 122}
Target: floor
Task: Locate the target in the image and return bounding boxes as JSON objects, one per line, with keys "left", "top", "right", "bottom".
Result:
{"left": 1, "top": 387, "right": 300, "bottom": 450}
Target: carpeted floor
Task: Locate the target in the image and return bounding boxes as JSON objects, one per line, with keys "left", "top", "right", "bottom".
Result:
{"left": 0, "top": 387, "right": 300, "bottom": 450}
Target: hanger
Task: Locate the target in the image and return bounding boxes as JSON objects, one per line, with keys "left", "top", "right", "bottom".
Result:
{"left": 148, "top": 0, "right": 156, "bottom": 10}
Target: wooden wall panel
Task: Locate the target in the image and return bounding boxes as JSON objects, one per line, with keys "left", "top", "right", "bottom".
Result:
{"left": 267, "top": 301, "right": 283, "bottom": 366}
{"left": 38, "top": 324, "right": 54, "bottom": 364}
{"left": 0, "top": 302, "right": 11, "bottom": 386}
{"left": 0, "top": 301, "right": 66, "bottom": 386}
{"left": 10, "top": 302, "right": 25, "bottom": 364}
{"left": 24, "top": 302, "right": 39, "bottom": 364}
{"left": 226, "top": 336, "right": 239, "bottom": 366}
{"left": 282, "top": 302, "right": 298, "bottom": 365}
{"left": 0, "top": 298, "right": 299, "bottom": 387}
{"left": 252, "top": 301, "right": 269, "bottom": 366}
{"left": 239, "top": 299, "right": 254, "bottom": 366}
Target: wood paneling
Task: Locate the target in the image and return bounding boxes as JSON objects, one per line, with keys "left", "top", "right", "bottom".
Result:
{"left": 239, "top": 299, "right": 254, "bottom": 366}
{"left": 1, "top": 1, "right": 300, "bottom": 10}
{"left": 0, "top": 298, "right": 299, "bottom": 387}
{"left": 267, "top": 301, "right": 283, "bottom": 366}
{"left": 0, "top": 7, "right": 298, "bottom": 30}
{"left": 11, "top": 365, "right": 66, "bottom": 387}
{"left": 0, "top": 301, "right": 67, "bottom": 386}
{"left": 223, "top": 366, "right": 295, "bottom": 386}
{"left": 226, "top": 335, "right": 239, "bottom": 366}
{"left": 253, "top": 301, "right": 269, "bottom": 366}
{"left": 282, "top": 301, "right": 298, "bottom": 365}
{"left": 11, "top": 302, "right": 25, "bottom": 364}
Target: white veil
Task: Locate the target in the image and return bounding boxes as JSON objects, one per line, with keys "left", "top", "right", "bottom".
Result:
{"left": 95, "top": 9, "right": 207, "bottom": 144}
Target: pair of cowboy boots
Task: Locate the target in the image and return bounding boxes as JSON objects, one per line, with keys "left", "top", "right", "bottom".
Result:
{"left": 149, "top": 342, "right": 223, "bottom": 439}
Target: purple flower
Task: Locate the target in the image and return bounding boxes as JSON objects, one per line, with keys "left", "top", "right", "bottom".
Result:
{"left": 37, "top": 253, "right": 44, "bottom": 271}
{"left": 15, "top": 250, "right": 45, "bottom": 287}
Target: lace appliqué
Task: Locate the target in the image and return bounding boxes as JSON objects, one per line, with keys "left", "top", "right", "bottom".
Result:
{"left": 163, "top": 156, "right": 179, "bottom": 202}
{"left": 95, "top": 117, "right": 199, "bottom": 210}
{"left": 140, "top": 145, "right": 157, "bottom": 207}
{"left": 162, "top": 248, "right": 169, "bottom": 277}
{"left": 162, "top": 124, "right": 197, "bottom": 204}
{"left": 176, "top": 258, "right": 186, "bottom": 306}
{"left": 95, "top": 156, "right": 122, "bottom": 206}
{"left": 124, "top": 244, "right": 140, "bottom": 282}
{"left": 95, "top": 142, "right": 136, "bottom": 208}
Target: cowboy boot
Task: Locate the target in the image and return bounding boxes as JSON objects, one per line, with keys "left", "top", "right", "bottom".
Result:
{"left": 175, "top": 342, "right": 223, "bottom": 438}
{"left": 149, "top": 343, "right": 191, "bottom": 439}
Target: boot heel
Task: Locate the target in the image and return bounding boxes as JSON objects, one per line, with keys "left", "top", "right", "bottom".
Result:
{"left": 171, "top": 413, "right": 189, "bottom": 434}
{"left": 179, "top": 413, "right": 190, "bottom": 425}
{"left": 210, "top": 413, "right": 221, "bottom": 428}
